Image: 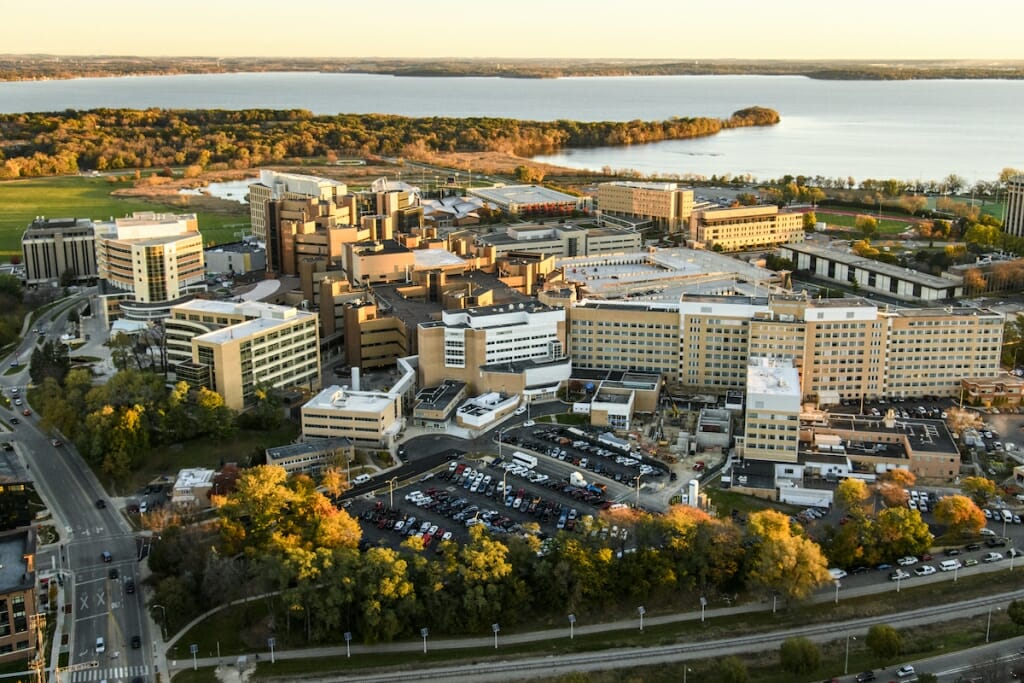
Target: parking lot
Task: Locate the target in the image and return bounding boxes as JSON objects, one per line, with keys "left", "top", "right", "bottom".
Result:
{"left": 351, "top": 425, "right": 676, "bottom": 555}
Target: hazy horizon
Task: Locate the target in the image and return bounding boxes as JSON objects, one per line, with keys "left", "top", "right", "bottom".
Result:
{"left": 5, "top": 0, "right": 1024, "bottom": 61}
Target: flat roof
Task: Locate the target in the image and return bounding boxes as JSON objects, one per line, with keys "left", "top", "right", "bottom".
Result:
{"left": 305, "top": 385, "right": 396, "bottom": 414}
{"left": 413, "top": 249, "right": 466, "bottom": 268}
{"left": 415, "top": 380, "right": 466, "bottom": 413}
{"left": 781, "top": 242, "right": 963, "bottom": 289}
{"left": 0, "top": 531, "right": 32, "bottom": 592}
{"left": 824, "top": 413, "right": 959, "bottom": 454}
{"left": 471, "top": 185, "right": 580, "bottom": 207}
{"left": 194, "top": 311, "right": 313, "bottom": 345}
{"left": 267, "top": 437, "right": 352, "bottom": 460}
{"left": 747, "top": 357, "right": 800, "bottom": 397}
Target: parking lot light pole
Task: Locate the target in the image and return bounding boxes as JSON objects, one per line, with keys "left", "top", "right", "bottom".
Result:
{"left": 635, "top": 473, "right": 644, "bottom": 507}
{"left": 387, "top": 477, "right": 398, "bottom": 510}
{"left": 986, "top": 606, "right": 1000, "bottom": 643}
{"left": 683, "top": 666, "right": 691, "bottom": 683}
{"left": 895, "top": 573, "right": 902, "bottom": 593}
{"left": 834, "top": 580, "right": 841, "bottom": 604}
{"left": 844, "top": 635, "right": 856, "bottom": 675}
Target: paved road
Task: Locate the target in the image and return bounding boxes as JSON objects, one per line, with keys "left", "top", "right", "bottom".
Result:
{"left": 2, "top": 296, "right": 154, "bottom": 683}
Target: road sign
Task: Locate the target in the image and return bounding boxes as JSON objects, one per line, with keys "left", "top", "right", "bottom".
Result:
{"left": 189, "top": 644, "right": 198, "bottom": 654}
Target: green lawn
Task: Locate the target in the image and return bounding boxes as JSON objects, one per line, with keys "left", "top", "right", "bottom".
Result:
{"left": 816, "top": 211, "right": 912, "bottom": 235}
{"left": 118, "top": 422, "right": 299, "bottom": 493}
{"left": 0, "top": 176, "right": 249, "bottom": 259}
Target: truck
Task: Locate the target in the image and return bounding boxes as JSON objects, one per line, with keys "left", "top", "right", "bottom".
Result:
{"left": 586, "top": 483, "right": 607, "bottom": 495}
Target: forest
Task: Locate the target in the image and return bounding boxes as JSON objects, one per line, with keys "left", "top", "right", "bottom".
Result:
{"left": 0, "top": 107, "right": 779, "bottom": 179}
{"left": 3, "top": 55, "right": 1024, "bottom": 82}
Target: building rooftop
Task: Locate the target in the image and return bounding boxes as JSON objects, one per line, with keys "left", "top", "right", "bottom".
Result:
{"left": 470, "top": 185, "right": 580, "bottom": 207}
{"left": 782, "top": 242, "right": 963, "bottom": 289}
{"left": 266, "top": 437, "right": 351, "bottom": 461}
{"left": 602, "top": 181, "right": 681, "bottom": 191}
{"left": 193, "top": 309, "right": 313, "bottom": 345}
{"left": 413, "top": 249, "right": 466, "bottom": 269}
{"left": 305, "top": 385, "right": 396, "bottom": 414}
{"left": 0, "top": 531, "right": 33, "bottom": 593}
{"left": 174, "top": 468, "right": 215, "bottom": 490}
{"left": 25, "top": 217, "right": 94, "bottom": 233}
{"left": 747, "top": 357, "right": 800, "bottom": 398}
{"left": 415, "top": 381, "right": 467, "bottom": 413}
{"left": 823, "top": 413, "right": 959, "bottom": 454}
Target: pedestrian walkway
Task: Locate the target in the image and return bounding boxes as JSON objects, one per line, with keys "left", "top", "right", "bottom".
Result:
{"left": 70, "top": 664, "right": 150, "bottom": 682}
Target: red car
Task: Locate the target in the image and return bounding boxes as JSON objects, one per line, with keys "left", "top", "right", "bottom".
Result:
{"left": 21, "top": 409, "right": 31, "bottom": 417}
{"left": 693, "top": 461, "right": 706, "bottom": 471}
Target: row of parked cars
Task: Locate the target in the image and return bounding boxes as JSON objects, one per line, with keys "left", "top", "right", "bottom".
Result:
{"left": 513, "top": 428, "right": 668, "bottom": 483}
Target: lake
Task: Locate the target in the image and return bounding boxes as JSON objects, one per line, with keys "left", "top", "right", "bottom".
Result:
{"left": 1, "top": 72, "right": 1021, "bottom": 184}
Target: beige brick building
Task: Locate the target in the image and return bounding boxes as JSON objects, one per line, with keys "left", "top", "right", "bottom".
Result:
{"left": 689, "top": 205, "right": 804, "bottom": 251}
{"left": 569, "top": 294, "right": 1004, "bottom": 403}
{"left": 174, "top": 302, "right": 321, "bottom": 411}
{"left": 597, "top": 182, "right": 695, "bottom": 232}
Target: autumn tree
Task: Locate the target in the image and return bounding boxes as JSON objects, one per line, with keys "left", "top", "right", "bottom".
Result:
{"left": 934, "top": 494, "right": 985, "bottom": 537}
{"left": 834, "top": 478, "right": 869, "bottom": 516}
{"left": 856, "top": 214, "right": 878, "bottom": 238}
{"left": 866, "top": 624, "right": 903, "bottom": 659}
{"left": 898, "top": 194, "right": 928, "bottom": 216}
{"left": 876, "top": 469, "right": 915, "bottom": 508}
{"left": 744, "top": 510, "right": 831, "bottom": 602}
{"left": 961, "top": 476, "right": 997, "bottom": 506}
{"left": 963, "top": 268, "right": 988, "bottom": 295}
{"left": 872, "top": 507, "right": 933, "bottom": 560}
{"left": 802, "top": 211, "right": 817, "bottom": 230}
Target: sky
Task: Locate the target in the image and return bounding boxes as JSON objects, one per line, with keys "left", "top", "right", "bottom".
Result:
{"left": 6, "top": 0, "right": 1024, "bottom": 61}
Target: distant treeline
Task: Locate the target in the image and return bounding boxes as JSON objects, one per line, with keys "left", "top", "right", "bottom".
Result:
{"left": 0, "top": 107, "right": 778, "bottom": 178}
{"left": 3, "top": 56, "right": 1024, "bottom": 82}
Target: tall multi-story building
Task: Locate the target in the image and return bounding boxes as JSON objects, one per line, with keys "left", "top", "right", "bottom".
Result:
{"left": 20, "top": 217, "right": 97, "bottom": 285}
{"left": 596, "top": 181, "right": 694, "bottom": 232}
{"left": 568, "top": 294, "right": 1003, "bottom": 403}
{"left": 418, "top": 301, "right": 569, "bottom": 395}
{"left": 569, "top": 301, "right": 682, "bottom": 380}
{"left": 689, "top": 205, "right": 804, "bottom": 251}
{"left": 741, "top": 357, "right": 801, "bottom": 463}
{"left": 472, "top": 224, "right": 641, "bottom": 259}
{"left": 248, "top": 170, "right": 347, "bottom": 243}
{"left": 94, "top": 212, "right": 206, "bottom": 323}
{"left": 1004, "top": 175, "right": 1024, "bottom": 238}
{"left": 171, "top": 300, "right": 321, "bottom": 410}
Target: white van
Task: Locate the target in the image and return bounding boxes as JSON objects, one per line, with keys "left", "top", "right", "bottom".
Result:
{"left": 1002, "top": 509, "right": 1014, "bottom": 524}
{"left": 353, "top": 474, "right": 372, "bottom": 485}
{"left": 939, "top": 559, "right": 962, "bottom": 572}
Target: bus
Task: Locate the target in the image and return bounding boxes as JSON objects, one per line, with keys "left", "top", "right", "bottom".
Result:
{"left": 511, "top": 451, "right": 538, "bottom": 469}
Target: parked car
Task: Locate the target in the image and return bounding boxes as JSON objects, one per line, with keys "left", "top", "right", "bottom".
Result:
{"left": 895, "top": 665, "right": 915, "bottom": 678}
{"left": 888, "top": 569, "right": 911, "bottom": 581}
{"left": 913, "top": 565, "right": 936, "bottom": 576}
{"left": 983, "top": 552, "right": 1004, "bottom": 563}
{"left": 855, "top": 671, "right": 876, "bottom": 683}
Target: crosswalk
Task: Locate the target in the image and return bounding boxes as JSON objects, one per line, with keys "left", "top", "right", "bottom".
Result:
{"left": 71, "top": 664, "right": 149, "bottom": 682}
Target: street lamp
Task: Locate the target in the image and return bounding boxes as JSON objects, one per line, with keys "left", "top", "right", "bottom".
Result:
{"left": 700, "top": 596, "right": 707, "bottom": 623}
{"left": 834, "top": 580, "right": 841, "bottom": 604}
{"left": 844, "top": 635, "right": 856, "bottom": 675}
{"left": 683, "top": 666, "right": 692, "bottom": 683}
{"left": 895, "top": 572, "right": 903, "bottom": 593}
{"left": 387, "top": 477, "right": 398, "bottom": 510}
{"left": 635, "top": 473, "right": 644, "bottom": 507}
{"left": 986, "top": 606, "right": 1001, "bottom": 643}
{"left": 568, "top": 613, "right": 576, "bottom": 640}
{"left": 638, "top": 605, "right": 646, "bottom": 631}
{"left": 498, "top": 427, "right": 510, "bottom": 463}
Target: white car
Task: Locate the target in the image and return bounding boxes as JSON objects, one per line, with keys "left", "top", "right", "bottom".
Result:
{"left": 980, "top": 528, "right": 997, "bottom": 537}
{"left": 896, "top": 665, "right": 915, "bottom": 678}
{"left": 983, "top": 552, "right": 1004, "bottom": 563}
{"left": 404, "top": 490, "right": 423, "bottom": 502}
{"left": 95, "top": 637, "right": 105, "bottom": 654}
{"left": 889, "top": 569, "right": 911, "bottom": 581}
{"left": 441, "top": 531, "right": 453, "bottom": 541}
{"left": 514, "top": 406, "right": 527, "bottom": 416}
{"left": 828, "top": 568, "right": 847, "bottom": 580}
{"left": 523, "top": 420, "right": 536, "bottom": 427}
{"left": 897, "top": 556, "right": 918, "bottom": 567}
{"left": 913, "top": 565, "right": 936, "bottom": 576}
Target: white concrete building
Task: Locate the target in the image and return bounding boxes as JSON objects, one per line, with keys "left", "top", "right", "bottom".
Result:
{"left": 301, "top": 385, "right": 403, "bottom": 448}
{"left": 172, "top": 468, "right": 216, "bottom": 508}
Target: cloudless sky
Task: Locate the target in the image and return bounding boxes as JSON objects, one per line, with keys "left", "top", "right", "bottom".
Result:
{"left": 6, "top": 0, "right": 1024, "bottom": 61}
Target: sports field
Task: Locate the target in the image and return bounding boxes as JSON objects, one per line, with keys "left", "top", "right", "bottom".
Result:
{"left": 0, "top": 176, "right": 248, "bottom": 259}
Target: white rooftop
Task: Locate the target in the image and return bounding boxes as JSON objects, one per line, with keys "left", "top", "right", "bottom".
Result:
{"left": 746, "top": 356, "right": 800, "bottom": 398}
{"left": 174, "top": 467, "right": 215, "bottom": 490}
{"left": 305, "top": 385, "right": 396, "bottom": 414}
{"left": 193, "top": 309, "right": 313, "bottom": 345}
{"left": 414, "top": 249, "right": 466, "bottom": 268}
{"left": 470, "top": 184, "right": 580, "bottom": 207}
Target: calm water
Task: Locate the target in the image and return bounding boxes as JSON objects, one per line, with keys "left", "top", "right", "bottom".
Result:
{"left": 1, "top": 72, "right": 1021, "bottom": 184}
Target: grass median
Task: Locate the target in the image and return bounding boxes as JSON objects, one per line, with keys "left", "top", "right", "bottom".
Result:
{"left": 173, "top": 562, "right": 1024, "bottom": 680}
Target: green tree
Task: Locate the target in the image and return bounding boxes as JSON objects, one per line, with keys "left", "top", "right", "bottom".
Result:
{"left": 715, "top": 656, "right": 749, "bottom": 683}
{"left": 934, "top": 494, "right": 985, "bottom": 536}
{"left": 866, "top": 623, "right": 903, "bottom": 659}
{"left": 961, "top": 476, "right": 997, "bottom": 506}
{"left": 29, "top": 339, "right": 70, "bottom": 386}
{"left": 780, "top": 636, "right": 820, "bottom": 674}
{"left": 1008, "top": 599, "right": 1024, "bottom": 629}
